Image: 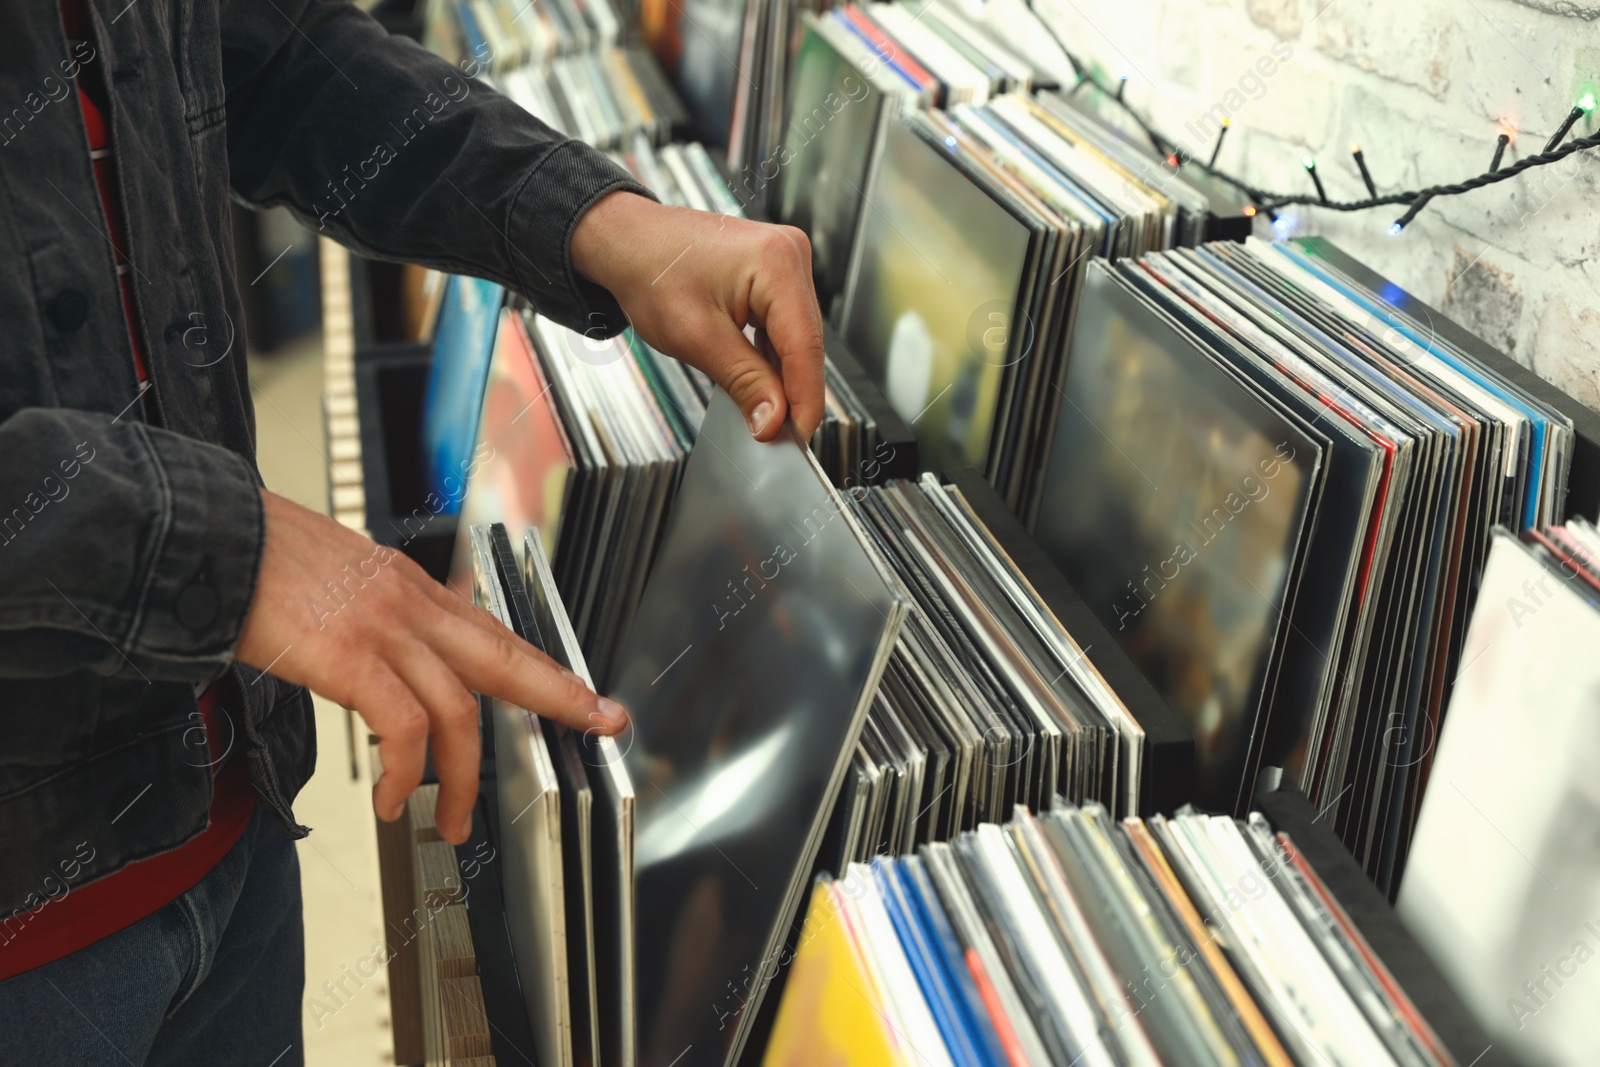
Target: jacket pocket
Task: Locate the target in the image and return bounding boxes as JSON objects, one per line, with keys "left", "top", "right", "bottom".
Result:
{"left": 0, "top": 720, "right": 212, "bottom": 920}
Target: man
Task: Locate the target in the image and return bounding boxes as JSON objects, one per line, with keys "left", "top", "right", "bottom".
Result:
{"left": 0, "top": 1, "right": 824, "bottom": 1063}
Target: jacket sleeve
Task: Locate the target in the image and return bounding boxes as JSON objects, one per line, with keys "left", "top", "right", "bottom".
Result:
{"left": 0, "top": 408, "right": 264, "bottom": 683}
{"left": 220, "top": 0, "right": 654, "bottom": 337}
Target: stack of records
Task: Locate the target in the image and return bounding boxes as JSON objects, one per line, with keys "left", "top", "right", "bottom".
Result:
{"left": 768, "top": 801, "right": 1456, "bottom": 1067}
{"left": 425, "top": 0, "right": 690, "bottom": 149}
{"left": 1047, "top": 83, "right": 1258, "bottom": 242}
{"left": 1399, "top": 522, "right": 1600, "bottom": 1067}
{"left": 612, "top": 131, "right": 746, "bottom": 217}
{"left": 833, "top": 91, "right": 1200, "bottom": 516}
{"left": 612, "top": 131, "right": 916, "bottom": 490}
{"left": 448, "top": 303, "right": 696, "bottom": 687}
{"left": 1032, "top": 236, "right": 1575, "bottom": 889}
{"left": 822, "top": 473, "right": 1148, "bottom": 877}
{"left": 469, "top": 521, "right": 635, "bottom": 1067}
{"left": 425, "top": 0, "right": 623, "bottom": 70}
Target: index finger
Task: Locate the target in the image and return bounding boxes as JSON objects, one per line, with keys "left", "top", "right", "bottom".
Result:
{"left": 430, "top": 607, "right": 628, "bottom": 734}
{"left": 749, "top": 227, "right": 826, "bottom": 440}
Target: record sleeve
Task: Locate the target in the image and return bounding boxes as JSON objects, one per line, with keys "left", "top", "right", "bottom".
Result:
{"left": 1033, "top": 261, "right": 1320, "bottom": 812}
{"left": 610, "top": 391, "right": 907, "bottom": 1067}
{"left": 469, "top": 525, "right": 571, "bottom": 1067}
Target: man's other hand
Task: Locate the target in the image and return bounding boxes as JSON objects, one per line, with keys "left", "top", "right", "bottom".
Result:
{"left": 235, "top": 489, "right": 626, "bottom": 845}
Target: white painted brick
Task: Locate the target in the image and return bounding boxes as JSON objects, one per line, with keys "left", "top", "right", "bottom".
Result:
{"left": 1245, "top": 0, "right": 1303, "bottom": 40}
{"left": 1156, "top": 3, "right": 1211, "bottom": 88}
{"left": 1440, "top": 245, "right": 1528, "bottom": 358}
{"left": 1313, "top": 0, "right": 1455, "bottom": 100}
{"left": 1449, "top": 11, "right": 1563, "bottom": 125}
{"left": 1532, "top": 292, "right": 1600, "bottom": 412}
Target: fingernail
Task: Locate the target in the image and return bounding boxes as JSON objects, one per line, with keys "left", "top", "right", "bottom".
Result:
{"left": 598, "top": 697, "right": 629, "bottom": 729}
{"left": 749, "top": 401, "right": 774, "bottom": 436}
{"left": 458, "top": 814, "right": 473, "bottom": 842}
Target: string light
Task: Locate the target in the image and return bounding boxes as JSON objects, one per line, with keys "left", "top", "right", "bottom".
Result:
{"left": 1021, "top": 0, "right": 1600, "bottom": 231}
{"left": 1350, "top": 143, "right": 1378, "bottom": 198}
{"left": 1490, "top": 131, "right": 1510, "bottom": 172}
{"left": 1242, "top": 204, "right": 1258, "bottom": 218}
{"left": 1388, "top": 192, "right": 1435, "bottom": 235}
{"left": 1544, "top": 92, "right": 1596, "bottom": 153}
{"left": 1208, "top": 117, "right": 1231, "bottom": 168}
{"left": 1302, "top": 155, "right": 1329, "bottom": 203}
{"left": 1115, "top": 73, "right": 1128, "bottom": 103}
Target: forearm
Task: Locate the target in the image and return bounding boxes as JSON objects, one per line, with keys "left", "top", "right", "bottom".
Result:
{"left": 222, "top": 0, "right": 653, "bottom": 334}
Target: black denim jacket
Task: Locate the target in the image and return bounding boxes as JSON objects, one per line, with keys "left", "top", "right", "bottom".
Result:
{"left": 0, "top": 0, "right": 648, "bottom": 918}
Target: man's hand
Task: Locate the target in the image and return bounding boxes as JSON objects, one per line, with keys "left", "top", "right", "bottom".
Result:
{"left": 236, "top": 489, "right": 626, "bottom": 844}
{"left": 570, "top": 192, "right": 826, "bottom": 441}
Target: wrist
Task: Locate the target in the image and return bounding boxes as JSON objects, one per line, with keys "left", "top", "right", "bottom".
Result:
{"left": 570, "top": 190, "right": 659, "bottom": 295}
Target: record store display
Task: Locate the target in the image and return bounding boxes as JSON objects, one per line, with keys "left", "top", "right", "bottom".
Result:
{"left": 768, "top": 801, "right": 1456, "bottom": 1067}
{"left": 1399, "top": 524, "right": 1600, "bottom": 1067}
{"left": 1033, "top": 236, "right": 1576, "bottom": 891}
{"left": 352, "top": 5, "right": 1600, "bottom": 1067}
{"left": 609, "top": 390, "right": 908, "bottom": 1067}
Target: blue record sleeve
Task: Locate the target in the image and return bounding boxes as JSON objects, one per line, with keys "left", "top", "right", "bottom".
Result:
{"left": 873, "top": 857, "right": 993, "bottom": 1067}
{"left": 421, "top": 275, "right": 504, "bottom": 514}
{"left": 901, "top": 856, "right": 1009, "bottom": 1067}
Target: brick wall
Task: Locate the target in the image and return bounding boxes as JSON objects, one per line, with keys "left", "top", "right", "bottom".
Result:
{"left": 1023, "top": 0, "right": 1600, "bottom": 412}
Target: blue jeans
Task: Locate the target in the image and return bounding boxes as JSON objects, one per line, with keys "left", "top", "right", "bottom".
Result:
{"left": 0, "top": 802, "right": 305, "bottom": 1066}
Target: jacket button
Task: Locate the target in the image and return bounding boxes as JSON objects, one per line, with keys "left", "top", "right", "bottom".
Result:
{"left": 176, "top": 583, "right": 219, "bottom": 629}
{"left": 48, "top": 289, "right": 89, "bottom": 333}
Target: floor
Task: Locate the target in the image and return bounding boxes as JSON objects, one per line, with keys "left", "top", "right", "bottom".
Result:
{"left": 251, "top": 333, "right": 397, "bottom": 1067}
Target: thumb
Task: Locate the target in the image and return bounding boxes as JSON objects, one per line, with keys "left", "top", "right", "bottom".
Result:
{"left": 704, "top": 320, "right": 790, "bottom": 440}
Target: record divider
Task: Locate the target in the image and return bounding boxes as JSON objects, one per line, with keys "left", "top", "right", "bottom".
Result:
{"left": 941, "top": 466, "right": 1197, "bottom": 814}
{"left": 1300, "top": 237, "right": 1600, "bottom": 520}
{"left": 1256, "top": 783, "right": 1526, "bottom": 1067}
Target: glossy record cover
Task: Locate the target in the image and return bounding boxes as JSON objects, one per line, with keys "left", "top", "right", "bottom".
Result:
{"left": 1033, "top": 262, "right": 1317, "bottom": 810}
{"left": 841, "top": 118, "right": 1033, "bottom": 475}
{"left": 609, "top": 390, "right": 906, "bottom": 1067}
